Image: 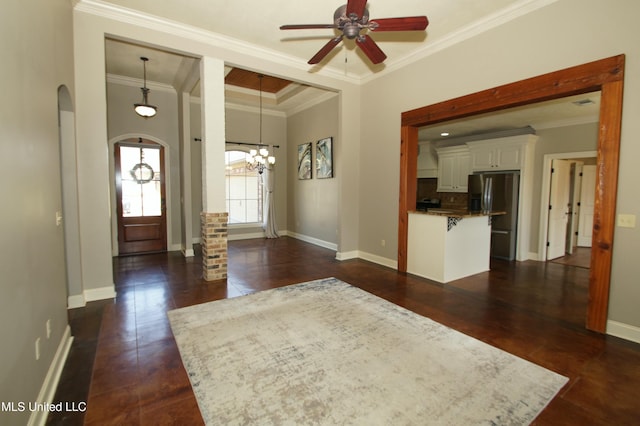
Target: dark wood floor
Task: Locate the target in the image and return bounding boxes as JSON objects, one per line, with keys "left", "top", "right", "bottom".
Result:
{"left": 47, "top": 237, "right": 640, "bottom": 425}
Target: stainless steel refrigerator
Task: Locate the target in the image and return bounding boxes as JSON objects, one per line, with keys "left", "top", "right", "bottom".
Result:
{"left": 468, "top": 171, "right": 520, "bottom": 260}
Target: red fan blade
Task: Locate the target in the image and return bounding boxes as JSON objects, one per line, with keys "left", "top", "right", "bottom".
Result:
{"left": 280, "top": 24, "right": 337, "bottom": 30}
{"left": 308, "top": 36, "right": 343, "bottom": 64}
{"left": 356, "top": 35, "right": 387, "bottom": 64}
{"left": 369, "top": 16, "right": 429, "bottom": 32}
{"left": 346, "top": 0, "right": 368, "bottom": 17}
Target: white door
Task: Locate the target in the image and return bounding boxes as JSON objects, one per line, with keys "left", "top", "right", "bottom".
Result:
{"left": 547, "top": 159, "right": 571, "bottom": 260}
{"left": 566, "top": 162, "right": 584, "bottom": 254}
{"left": 578, "top": 165, "right": 596, "bottom": 247}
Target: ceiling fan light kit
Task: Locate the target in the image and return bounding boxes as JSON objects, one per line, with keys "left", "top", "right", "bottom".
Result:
{"left": 280, "top": 0, "right": 428, "bottom": 65}
{"left": 134, "top": 56, "right": 157, "bottom": 118}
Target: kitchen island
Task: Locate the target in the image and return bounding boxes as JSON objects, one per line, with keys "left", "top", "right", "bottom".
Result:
{"left": 407, "top": 209, "right": 504, "bottom": 283}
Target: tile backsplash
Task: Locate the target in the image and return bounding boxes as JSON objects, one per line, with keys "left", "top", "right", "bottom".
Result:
{"left": 417, "top": 178, "right": 469, "bottom": 210}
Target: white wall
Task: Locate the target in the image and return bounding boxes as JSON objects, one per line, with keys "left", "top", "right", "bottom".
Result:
{"left": 0, "top": 0, "right": 75, "bottom": 424}
{"left": 358, "top": 0, "right": 640, "bottom": 333}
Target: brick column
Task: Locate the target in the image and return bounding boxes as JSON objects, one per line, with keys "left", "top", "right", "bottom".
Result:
{"left": 201, "top": 212, "right": 228, "bottom": 281}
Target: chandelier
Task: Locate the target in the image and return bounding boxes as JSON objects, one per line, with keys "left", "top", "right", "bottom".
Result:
{"left": 246, "top": 74, "right": 275, "bottom": 174}
{"left": 133, "top": 57, "right": 157, "bottom": 118}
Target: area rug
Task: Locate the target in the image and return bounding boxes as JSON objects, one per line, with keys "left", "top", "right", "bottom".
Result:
{"left": 168, "top": 278, "right": 568, "bottom": 425}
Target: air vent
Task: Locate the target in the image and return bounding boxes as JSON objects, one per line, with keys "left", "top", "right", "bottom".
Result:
{"left": 572, "top": 99, "right": 595, "bottom": 106}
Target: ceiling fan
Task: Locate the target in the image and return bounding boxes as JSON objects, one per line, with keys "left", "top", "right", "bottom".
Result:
{"left": 280, "top": 0, "right": 428, "bottom": 65}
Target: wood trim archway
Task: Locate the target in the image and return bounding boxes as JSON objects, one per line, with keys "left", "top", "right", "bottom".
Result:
{"left": 398, "top": 55, "right": 625, "bottom": 333}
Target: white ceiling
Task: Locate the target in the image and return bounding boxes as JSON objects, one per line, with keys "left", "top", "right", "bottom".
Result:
{"left": 98, "top": 0, "right": 599, "bottom": 137}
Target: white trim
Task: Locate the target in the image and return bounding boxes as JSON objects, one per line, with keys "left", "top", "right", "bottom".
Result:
{"left": 286, "top": 91, "right": 339, "bottom": 117}
{"left": 27, "top": 326, "right": 74, "bottom": 426}
{"left": 67, "top": 294, "right": 86, "bottom": 309}
{"left": 537, "top": 151, "right": 597, "bottom": 261}
{"left": 356, "top": 251, "right": 399, "bottom": 270}
{"left": 74, "top": 0, "right": 357, "bottom": 83}
{"left": 106, "top": 73, "right": 175, "bottom": 93}
{"left": 228, "top": 231, "right": 266, "bottom": 241}
{"left": 182, "top": 248, "right": 195, "bottom": 258}
{"left": 76, "top": 0, "right": 558, "bottom": 84}
{"left": 84, "top": 286, "right": 117, "bottom": 302}
{"left": 607, "top": 320, "right": 640, "bottom": 345}
{"left": 287, "top": 231, "right": 338, "bottom": 251}
{"left": 336, "top": 250, "right": 359, "bottom": 261}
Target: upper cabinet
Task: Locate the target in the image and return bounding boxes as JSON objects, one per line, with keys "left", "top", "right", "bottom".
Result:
{"left": 436, "top": 146, "right": 470, "bottom": 192}
{"left": 417, "top": 141, "right": 438, "bottom": 178}
{"left": 467, "top": 135, "right": 538, "bottom": 172}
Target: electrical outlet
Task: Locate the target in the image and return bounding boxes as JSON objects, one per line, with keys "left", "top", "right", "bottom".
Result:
{"left": 35, "top": 338, "right": 41, "bottom": 360}
{"left": 56, "top": 211, "right": 63, "bottom": 226}
{"left": 46, "top": 319, "right": 51, "bottom": 339}
{"left": 381, "top": 239, "right": 386, "bottom": 247}
{"left": 617, "top": 214, "right": 637, "bottom": 229}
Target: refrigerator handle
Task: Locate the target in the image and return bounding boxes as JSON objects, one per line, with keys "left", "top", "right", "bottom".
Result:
{"left": 485, "top": 177, "right": 493, "bottom": 213}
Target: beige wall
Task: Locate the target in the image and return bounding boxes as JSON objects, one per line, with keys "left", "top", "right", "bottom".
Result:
{"left": 287, "top": 96, "right": 340, "bottom": 246}
{"left": 0, "top": 0, "right": 75, "bottom": 424}
{"left": 358, "top": 0, "right": 640, "bottom": 334}
{"left": 106, "top": 82, "right": 182, "bottom": 251}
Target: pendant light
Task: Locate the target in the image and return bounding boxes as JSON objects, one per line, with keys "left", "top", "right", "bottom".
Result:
{"left": 246, "top": 74, "right": 275, "bottom": 174}
{"left": 134, "top": 57, "right": 157, "bottom": 118}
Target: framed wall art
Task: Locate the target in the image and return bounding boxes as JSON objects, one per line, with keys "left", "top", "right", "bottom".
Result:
{"left": 316, "top": 137, "right": 333, "bottom": 179}
{"left": 297, "top": 142, "right": 312, "bottom": 180}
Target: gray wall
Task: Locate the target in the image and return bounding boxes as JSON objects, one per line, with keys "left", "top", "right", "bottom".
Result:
{"left": 0, "top": 0, "right": 75, "bottom": 424}
{"left": 357, "top": 0, "right": 640, "bottom": 332}
{"left": 529, "top": 122, "right": 599, "bottom": 252}
{"left": 287, "top": 96, "right": 340, "bottom": 246}
{"left": 106, "top": 82, "right": 182, "bottom": 250}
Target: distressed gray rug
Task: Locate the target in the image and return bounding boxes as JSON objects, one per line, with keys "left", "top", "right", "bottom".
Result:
{"left": 168, "top": 278, "right": 568, "bottom": 425}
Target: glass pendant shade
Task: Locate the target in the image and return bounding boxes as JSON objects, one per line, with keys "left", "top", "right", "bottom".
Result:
{"left": 134, "top": 57, "right": 157, "bottom": 118}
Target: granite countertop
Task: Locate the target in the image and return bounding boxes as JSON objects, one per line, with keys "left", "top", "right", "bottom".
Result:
{"left": 410, "top": 208, "right": 507, "bottom": 218}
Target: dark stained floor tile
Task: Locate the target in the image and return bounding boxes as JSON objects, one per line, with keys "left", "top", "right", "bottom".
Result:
{"left": 48, "top": 238, "right": 640, "bottom": 424}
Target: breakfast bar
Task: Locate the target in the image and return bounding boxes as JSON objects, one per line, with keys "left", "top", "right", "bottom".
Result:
{"left": 407, "top": 209, "right": 505, "bottom": 283}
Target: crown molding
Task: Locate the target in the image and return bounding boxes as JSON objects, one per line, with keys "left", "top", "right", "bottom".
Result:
{"left": 74, "top": 0, "right": 359, "bottom": 85}
{"left": 285, "top": 91, "right": 339, "bottom": 117}
{"left": 225, "top": 103, "right": 286, "bottom": 118}
{"left": 361, "top": 0, "right": 560, "bottom": 85}
{"left": 532, "top": 115, "right": 598, "bottom": 131}
{"left": 106, "top": 73, "right": 176, "bottom": 93}
{"left": 78, "top": 0, "right": 559, "bottom": 87}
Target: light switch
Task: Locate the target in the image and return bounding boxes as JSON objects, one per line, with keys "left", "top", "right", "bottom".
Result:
{"left": 56, "top": 211, "right": 63, "bottom": 226}
{"left": 617, "top": 214, "right": 636, "bottom": 228}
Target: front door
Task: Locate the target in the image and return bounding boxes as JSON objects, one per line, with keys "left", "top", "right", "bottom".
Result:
{"left": 115, "top": 140, "right": 167, "bottom": 255}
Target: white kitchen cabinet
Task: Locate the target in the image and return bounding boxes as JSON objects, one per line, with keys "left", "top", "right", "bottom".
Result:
{"left": 467, "top": 135, "right": 536, "bottom": 171}
{"left": 417, "top": 141, "right": 438, "bottom": 178}
{"left": 436, "top": 146, "right": 470, "bottom": 192}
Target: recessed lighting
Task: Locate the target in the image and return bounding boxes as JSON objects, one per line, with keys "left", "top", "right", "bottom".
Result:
{"left": 440, "top": 132, "right": 450, "bottom": 137}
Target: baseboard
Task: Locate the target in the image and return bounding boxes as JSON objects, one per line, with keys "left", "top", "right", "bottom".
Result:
{"left": 336, "top": 250, "right": 359, "bottom": 261}
{"left": 357, "top": 251, "right": 398, "bottom": 270}
{"left": 287, "top": 231, "right": 338, "bottom": 251}
{"left": 606, "top": 320, "right": 640, "bottom": 344}
{"left": 182, "top": 247, "right": 195, "bottom": 258}
{"left": 28, "top": 326, "right": 74, "bottom": 426}
{"left": 84, "top": 286, "right": 116, "bottom": 302}
{"left": 67, "top": 294, "right": 86, "bottom": 309}
{"left": 228, "top": 231, "right": 266, "bottom": 241}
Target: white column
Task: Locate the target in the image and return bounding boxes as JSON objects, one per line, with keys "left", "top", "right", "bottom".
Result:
{"left": 199, "top": 56, "right": 226, "bottom": 213}
{"left": 199, "top": 56, "right": 228, "bottom": 281}
{"left": 178, "top": 91, "right": 194, "bottom": 257}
